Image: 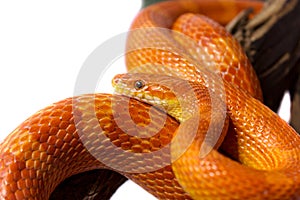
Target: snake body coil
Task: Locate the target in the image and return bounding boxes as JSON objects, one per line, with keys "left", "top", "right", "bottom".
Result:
{"left": 1, "top": 0, "right": 300, "bottom": 199}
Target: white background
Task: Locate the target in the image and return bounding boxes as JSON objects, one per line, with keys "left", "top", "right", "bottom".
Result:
{"left": 0, "top": 1, "right": 290, "bottom": 200}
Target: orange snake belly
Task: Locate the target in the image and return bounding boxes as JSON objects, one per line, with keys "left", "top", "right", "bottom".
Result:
{"left": 1, "top": 0, "right": 300, "bottom": 199}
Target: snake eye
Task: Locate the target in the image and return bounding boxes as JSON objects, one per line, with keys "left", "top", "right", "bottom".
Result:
{"left": 134, "top": 80, "right": 145, "bottom": 90}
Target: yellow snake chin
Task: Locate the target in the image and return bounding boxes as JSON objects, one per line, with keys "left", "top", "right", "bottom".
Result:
{"left": 112, "top": 73, "right": 203, "bottom": 123}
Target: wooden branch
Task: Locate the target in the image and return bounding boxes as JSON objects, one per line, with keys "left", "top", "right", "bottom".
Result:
{"left": 291, "top": 66, "right": 300, "bottom": 132}
{"left": 50, "top": 169, "right": 127, "bottom": 200}
{"left": 230, "top": 0, "right": 300, "bottom": 132}
{"left": 142, "top": 0, "right": 165, "bottom": 8}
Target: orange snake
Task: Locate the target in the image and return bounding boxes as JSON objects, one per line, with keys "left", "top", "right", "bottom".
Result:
{"left": 1, "top": 0, "right": 300, "bottom": 199}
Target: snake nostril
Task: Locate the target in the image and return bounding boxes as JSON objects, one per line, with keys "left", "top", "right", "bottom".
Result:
{"left": 112, "top": 74, "right": 124, "bottom": 86}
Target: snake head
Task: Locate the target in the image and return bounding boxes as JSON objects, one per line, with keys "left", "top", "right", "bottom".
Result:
{"left": 112, "top": 73, "right": 201, "bottom": 122}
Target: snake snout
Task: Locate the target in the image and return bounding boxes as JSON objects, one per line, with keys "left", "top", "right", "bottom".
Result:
{"left": 111, "top": 74, "right": 124, "bottom": 86}
{"left": 112, "top": 73, "right": 137, "bottom": 96}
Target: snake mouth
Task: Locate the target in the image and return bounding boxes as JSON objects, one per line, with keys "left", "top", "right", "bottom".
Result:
{"left": 111, "top": 73, "right": 197, "bottom": 123}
